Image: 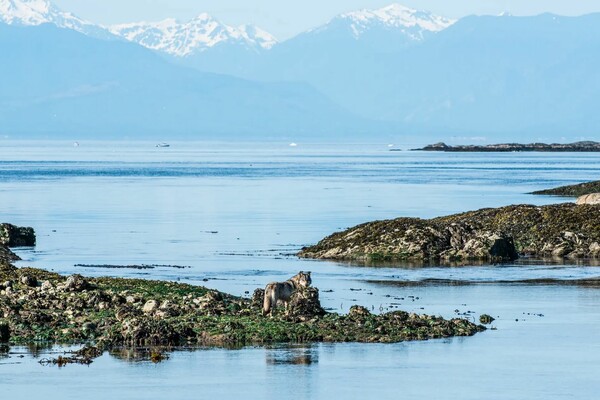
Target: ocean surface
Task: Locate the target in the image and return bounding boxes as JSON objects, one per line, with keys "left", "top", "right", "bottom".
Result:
{"left": 1, "top": 141, "right": 599, "bottom": 399}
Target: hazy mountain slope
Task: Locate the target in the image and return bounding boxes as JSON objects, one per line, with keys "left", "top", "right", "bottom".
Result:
{"left": 370, "top": 14, "right": 600, "bottom": 136}
{"left": 0, "top": 23, "right": 377, "bottom": 139}
{"left": 240, "top": 13, "right": 600, "bottom": 138}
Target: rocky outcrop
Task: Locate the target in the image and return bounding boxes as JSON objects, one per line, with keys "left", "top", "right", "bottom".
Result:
{"left": 0, "top": 224, "right": 36, "bottom": 247}
{"left": 414, "top": 141, "right": 600, "bottom": 152}
{"left": 0, "top": 265, "right": 484, "bottom": 349}
{"left": 532, "top": 181, "right": 600, "bottom": 197}
{"left": 0, "top": 246, "right": 19, "bottom": 266}
{"left": 286, "top": 287, "right": 326, "bottom": 321}
{"left": 0, "top": 224, "right": 36, "bottom": 267}
{"left": 298, "top": 203, "right": 600, "bottom": 263}
{"left": 576, "top": 193, "right": 600, "bottom": 205}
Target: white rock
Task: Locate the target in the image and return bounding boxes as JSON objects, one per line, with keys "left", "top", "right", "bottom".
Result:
{"left": 576, "top": 193, "right": 600, "bottom": 205}
{"left": 143, "top": 300, "right": 158, "bottom": 313}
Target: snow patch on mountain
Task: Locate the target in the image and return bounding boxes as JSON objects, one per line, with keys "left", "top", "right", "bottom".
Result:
{"left": 331, "top": 3, "right": 455, "bottom": 39}
{"left": 0, "top": 0, "right": 111, "bottom": 38}
{"left": 109, "top": 13, "right": 277, "bottom": 57}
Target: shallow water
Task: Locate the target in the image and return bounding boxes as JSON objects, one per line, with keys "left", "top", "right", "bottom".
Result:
{"left": 3, "top": 284, "right": 599, "bottom": 399}
{"left": 1, "top": 141, "right": 600, "bottom": 398}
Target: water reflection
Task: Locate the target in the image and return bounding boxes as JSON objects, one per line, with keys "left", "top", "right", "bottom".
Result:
{"left": 109, "top": 347, "right": 174, "bottom": 363}
{"left": 265, "top": 344, "right": 318, "bottom": 366}
{"left": 24, "top": 343, "right": 53, "bottom": 358}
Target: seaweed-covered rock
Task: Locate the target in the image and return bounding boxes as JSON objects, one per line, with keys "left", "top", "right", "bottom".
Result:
{"left": 0, "top": 224, "right": 36, "bottom": 247}
{"left": 286, "top": 287, "right": 326, "bottom": 321}
{"left": 532, "top": 181, "right": 600, "bottom": 197}
{"left": 0, "top": 320, "right": 9, "bottom": 342}
{"left": 348, "top": 305, "right": 371, "bottom": 320}
{"left": 61, "top": 274, "right": 90, "bottom": 292}
{"left": 299, "top": 203, "right": 600, "bottom": 263}
{"left": 0, "top": 265, "right": 484, "bottom": 348}
{"left": 0, "top": 246, "right": 20, "bottom": 265}
{"left": 20, "top": 275, "right": 38, "bottom": 287}
{"left": 251, "top": 288, "right": 265, "bottom": 310}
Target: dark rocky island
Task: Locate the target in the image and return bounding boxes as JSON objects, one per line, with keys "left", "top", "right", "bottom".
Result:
{"left": 0, "top": 224, "right": 484, "bottom": 364}
{"left": 298, "top": 203, "right": 600, "bottom": 263}
{"left": 531, "top": 180, "right": 600, "bottom": 197}
{"left": 413, "top": 141, "right": 600, "bottom": 152}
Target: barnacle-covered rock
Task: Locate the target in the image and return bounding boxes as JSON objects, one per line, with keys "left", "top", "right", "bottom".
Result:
{"left": 299, "top": 203, "right": 600, "bottom": 263}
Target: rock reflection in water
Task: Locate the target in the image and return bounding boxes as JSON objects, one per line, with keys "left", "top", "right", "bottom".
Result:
{"left": 24, "top": 343, "right": 53, "bottom": 358}
{"left": 109, "top": 347, "right": 173, "bottom": 363}
{"left": 265, "top": 345, "right": 317, "bottom": 366}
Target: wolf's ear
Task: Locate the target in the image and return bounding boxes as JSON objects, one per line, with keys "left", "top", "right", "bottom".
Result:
{"left": 306, "top": 271, "right": 311, "bottom": 276}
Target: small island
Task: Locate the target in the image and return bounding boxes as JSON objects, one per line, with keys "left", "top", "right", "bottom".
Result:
{"left": 412, "top": 141, "right": 600, "bottom": 152}
{"left": 299, "top": 203, "right": 600, "bottom": 263}
{"left": 0, "top": 223, "right": 484, "bottom": 364}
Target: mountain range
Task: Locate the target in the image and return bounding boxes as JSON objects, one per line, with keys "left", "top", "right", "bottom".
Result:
{"left": 1, "top": 0, "right": 599, "bottom": 141}
{"left": 0, "top": 22, "right": 373, "bottom": 139}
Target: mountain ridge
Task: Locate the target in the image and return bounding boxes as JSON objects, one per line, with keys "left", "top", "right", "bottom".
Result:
{"left": 0, "top": 0, "right": 112, "bottom": 38}
{"left": 108, "top": 13, "right": 277, "bottom": 57}
{"left": 0, "top": 22, "right": 381, "bottom": 139}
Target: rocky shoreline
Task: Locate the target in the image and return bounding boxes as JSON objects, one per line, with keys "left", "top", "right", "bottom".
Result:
{"left": 531, "top": 180, "right": 600, "bottom": 197}
{"left": 0, "top": 224, "right": 485, "bottom": 364}
{"left": 413, "top": 141, "right": 600, "bottom": 152}
{"left": 298, "top": 203, "right": 600, "bottom": 263}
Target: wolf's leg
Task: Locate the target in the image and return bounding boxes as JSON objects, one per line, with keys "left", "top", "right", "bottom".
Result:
{"left": 263, "top": 286, "right": 273, "bottom": 316}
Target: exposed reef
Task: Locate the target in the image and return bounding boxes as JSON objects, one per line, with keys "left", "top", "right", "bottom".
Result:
{"left": 298, "top": 203, "right": 600, "bottom": 263}
{"left": 0, "top": 224, "right": 484, "bottom": 361}
{"left": 531, "top": 181, "right": 600, "bottom": 197}
{"left": 413, "top": 141, "right": 600, "bottom": 152}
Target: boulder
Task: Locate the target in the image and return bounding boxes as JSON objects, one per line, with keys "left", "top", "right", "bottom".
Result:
{"left": 20, "top": 275, "right": 38, "bottom": 287}
{"left": 62, "top": 274, "right": 89, "bottom": 292}
{"left": 286, "top": 287, "right": 326, "bottom": 320}
{"left": 348, "top": 305, "right": 371, "bottom": 320}
{"left": 251, "top": 288, "right": 265, "bottom": 310}
{"left": 576, "top": 193, "right": 600, "bottom": 205}
{"left": 40, "top": 280, "right": 53, "bottom": 292}
{"left": 142, "top": 300, "right": 158, "bottom": 314}
{"left": 0, "top": 224, "right": 36, "bottom": 247}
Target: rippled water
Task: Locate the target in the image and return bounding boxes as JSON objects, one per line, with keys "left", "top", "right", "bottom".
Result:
{"left": 1, "top": 141, "right": 599, "bottom": 399}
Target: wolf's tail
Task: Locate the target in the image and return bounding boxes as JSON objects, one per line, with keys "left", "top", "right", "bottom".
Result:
{"left": 263, "top": 286, "right": 273, "bottom": 316}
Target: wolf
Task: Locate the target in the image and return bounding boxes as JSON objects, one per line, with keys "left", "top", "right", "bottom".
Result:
{"left": 263, "top": 271, "right": 312, "bottom": 316}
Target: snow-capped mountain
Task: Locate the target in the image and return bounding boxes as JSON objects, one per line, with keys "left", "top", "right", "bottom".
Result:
{"left": 109, "top": 13, "right": 277, "bottom": 57}
{"left": 316, "top": 3, "right": 455, "bottom": 40}
{"left": 0, "top": 0, "right": 111, "bottom": 38}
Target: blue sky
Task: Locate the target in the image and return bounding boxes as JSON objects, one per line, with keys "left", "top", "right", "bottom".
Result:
{"left": 54, "top": 0, "right": 600, "bottom": 40}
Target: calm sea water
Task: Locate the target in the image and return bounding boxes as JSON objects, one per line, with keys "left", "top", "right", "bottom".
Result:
{"left": 1, "top": 141, "right": 600, "bottom": 399}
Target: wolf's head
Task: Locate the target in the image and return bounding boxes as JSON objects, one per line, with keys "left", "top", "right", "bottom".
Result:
{"left": 292, "top": 271, "right": 312, "bottom": 288}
